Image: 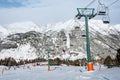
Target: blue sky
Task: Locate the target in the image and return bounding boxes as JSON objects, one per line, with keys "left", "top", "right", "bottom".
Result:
{"left": 0, "top": 0, "right": 24, "bottom": 8}
{"left": 0, "top": 0, "right": 120, "bottom": 25}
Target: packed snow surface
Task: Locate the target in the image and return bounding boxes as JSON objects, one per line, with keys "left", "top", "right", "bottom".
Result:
{"left": 0, "top": 65, "right": 120, "bottom": 80}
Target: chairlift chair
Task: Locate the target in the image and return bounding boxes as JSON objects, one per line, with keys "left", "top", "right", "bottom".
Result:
{"left": 97, "top": 4, "right": 106, "bottom": 15}
{"left": 103, "top": 20, "right": 110, "bottom": 24}
{"left": 102, "top": 15, "right": 110, "bottom": 24}
{"left": 75, "top": 26, "right": 80, "bottom": 30}
{"left": 82, "top": 35, "right": 86, "bottom": 37}
{"left": 81, "top": 30, "right": 86, "bottom": 37}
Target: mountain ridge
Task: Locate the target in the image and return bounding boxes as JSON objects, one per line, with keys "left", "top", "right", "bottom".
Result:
{"left": 0, "top": 19, "right": 120, "bottom": 61}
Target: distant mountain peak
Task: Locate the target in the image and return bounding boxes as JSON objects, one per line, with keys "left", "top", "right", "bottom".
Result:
{"left": 5, "top": 21, "right": 42, "bottom": 34}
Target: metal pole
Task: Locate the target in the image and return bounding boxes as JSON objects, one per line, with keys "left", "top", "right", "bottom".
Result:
{"left": 85, "top": 15, "right": 91, "bottom": 62}
{"left": 76, "top": 8, "right": 94, "bottom": 71}
{"left": 47, "top": 49, "right": 51, "bottom": 72}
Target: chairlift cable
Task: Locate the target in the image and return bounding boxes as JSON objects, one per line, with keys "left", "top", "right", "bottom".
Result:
{"left": 108, "top": 0, "right": 119, "bottom": 7}
{"left": 98, "top": 0, "right": 103, "bottom": 5}
{"left": 85, "top": 0, "right": 96, "bottom": 8}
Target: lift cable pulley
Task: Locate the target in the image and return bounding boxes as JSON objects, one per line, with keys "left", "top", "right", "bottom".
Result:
{"left": 75, "top": 0, "right": 97, "bottom": 20}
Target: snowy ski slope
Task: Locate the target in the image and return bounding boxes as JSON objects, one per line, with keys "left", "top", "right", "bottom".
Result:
{"left": 0, "top": 65, "right": 120, "bottom": 80}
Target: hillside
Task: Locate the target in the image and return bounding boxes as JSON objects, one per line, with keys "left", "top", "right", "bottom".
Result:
{"left": 0, "top": 19, "right": 120, "bottom": 61}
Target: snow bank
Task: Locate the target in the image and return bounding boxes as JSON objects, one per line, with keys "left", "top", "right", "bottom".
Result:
{"left": 0, "top": 43, "right": 37, "bottom": 60}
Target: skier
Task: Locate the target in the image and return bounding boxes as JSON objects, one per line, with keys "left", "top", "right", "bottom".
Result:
{"left": 95, "top": 56, "right": 102, "bottom": 71}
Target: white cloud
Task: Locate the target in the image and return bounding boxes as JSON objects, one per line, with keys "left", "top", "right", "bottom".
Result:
{"left": 0, "top": 0, "right": 119, "bottom": 25}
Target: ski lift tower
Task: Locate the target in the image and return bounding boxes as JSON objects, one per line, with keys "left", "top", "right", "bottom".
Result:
{"left": 46, "top": 47, "right": 51, "bottom": 72}
{"left": 76, "top": 8, "right": 95, "bottom": 71}
{"left": 45, "top": 35, "right": 51, "bottom": 72}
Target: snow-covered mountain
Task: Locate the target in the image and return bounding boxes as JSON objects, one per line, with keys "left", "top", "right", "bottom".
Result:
{"left": 5, "top": 21, "right": 42, "bottom": 34}
{"left": 0, "top": 19, "right": 120, "bottom": 61}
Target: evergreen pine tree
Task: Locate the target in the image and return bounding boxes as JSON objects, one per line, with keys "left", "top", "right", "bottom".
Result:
{"left": 116, "top": 49, "right": 120, "bottom": 66}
